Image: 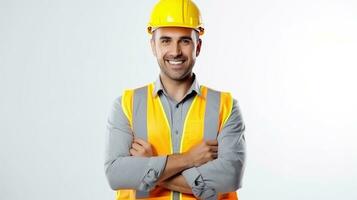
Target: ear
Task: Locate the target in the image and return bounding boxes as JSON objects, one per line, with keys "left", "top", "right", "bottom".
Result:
{"left": 195, "top": 38, "right": 202, "bottom": 57}
{"left": 150, "top": 38, "right": 157, "bottom": 57}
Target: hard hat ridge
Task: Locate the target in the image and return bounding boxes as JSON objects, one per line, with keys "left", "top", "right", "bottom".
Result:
{"left": 147, "top": 0, "right": 204, "bottom": 35}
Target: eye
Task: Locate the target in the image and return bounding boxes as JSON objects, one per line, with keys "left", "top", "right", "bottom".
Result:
{"left": 181, "top": 39, "right": 191, "bottom": 45}
{"left": 161, "top": 39, "right": 170, "bottom": 44}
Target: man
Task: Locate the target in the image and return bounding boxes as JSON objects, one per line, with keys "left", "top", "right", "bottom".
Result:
{"left": 104, "top": 0, "right": 246, "bottom": 199}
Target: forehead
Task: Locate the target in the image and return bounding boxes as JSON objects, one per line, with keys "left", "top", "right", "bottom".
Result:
{"left": 154, "top": 27, "right": 197, "bottom": 38}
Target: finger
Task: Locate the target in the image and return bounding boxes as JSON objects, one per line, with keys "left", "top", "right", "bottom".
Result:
{"left": 212, "top": 152, "right": 218, "bottom": 159}
{"left": 210, "top": 146, "right": 218, "bottom": 152}
{"left": 134, "top": 137, "right": 150, "bottom": 148}
{"left": 206, "top": 140, "right": 218, "bottom": 146}
{"left": 131, "top": 142, "right": 144, "bottom": 151}
{"left": 130, "top": 148, "right": 138, "bottom": 156}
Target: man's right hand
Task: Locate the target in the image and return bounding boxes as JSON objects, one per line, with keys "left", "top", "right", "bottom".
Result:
{"left": 184, "top": 140, "right": 218, "bottom": 167}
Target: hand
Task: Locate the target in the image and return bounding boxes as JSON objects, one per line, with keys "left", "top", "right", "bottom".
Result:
{"left": 184, "top": 140, "right": 218, "bottom": 167}
{"left": 130, "top": 137, "right": 153, "bottom": 157}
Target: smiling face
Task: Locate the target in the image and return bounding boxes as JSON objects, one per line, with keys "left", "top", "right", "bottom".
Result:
{"left": 151, "top": 27, "right": 202, "bottom": 82}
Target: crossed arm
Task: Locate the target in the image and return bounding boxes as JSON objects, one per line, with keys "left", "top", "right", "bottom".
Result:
{"left": 104, "top": 97, "right": 246, "bottom": 198}
{"left": 130, "top": 137, "right": 218, "bottom": 194}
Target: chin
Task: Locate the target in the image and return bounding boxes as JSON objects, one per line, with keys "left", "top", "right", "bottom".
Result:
{"left": 170, "top": 72, "right": 192, "bottom": 81}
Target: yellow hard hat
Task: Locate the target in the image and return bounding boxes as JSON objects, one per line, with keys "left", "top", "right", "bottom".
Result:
{"left": 147, "top": 0, "right": 204, "bottom": 35}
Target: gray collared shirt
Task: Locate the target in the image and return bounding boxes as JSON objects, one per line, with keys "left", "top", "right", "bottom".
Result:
{"left": 104, "top": 74, "right": 246, "bottom": 199}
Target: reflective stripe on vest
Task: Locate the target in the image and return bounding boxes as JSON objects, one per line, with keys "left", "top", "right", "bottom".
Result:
{"left": 117, "top": 83, "right": 238, "bottom": 200}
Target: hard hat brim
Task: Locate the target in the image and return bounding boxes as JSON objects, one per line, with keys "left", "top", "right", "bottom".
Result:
{"left": 147, "top": 25, "right": 204, "bottom": 35}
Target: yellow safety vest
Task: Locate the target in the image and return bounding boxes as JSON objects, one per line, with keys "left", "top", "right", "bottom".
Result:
{"left": 118, "top": 83, "right": 238, "bottom": 200}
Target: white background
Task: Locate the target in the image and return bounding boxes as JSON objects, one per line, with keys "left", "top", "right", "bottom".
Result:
{"left": 1, "top": 0, "right": 356, "bottom": 199}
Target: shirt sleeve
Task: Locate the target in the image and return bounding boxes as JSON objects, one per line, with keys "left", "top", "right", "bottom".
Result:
{"left": 104, "top": 96, "right": 167, "bottom": 191}
{"left": 182, "top": 99, "right": 246, "bottom": 198}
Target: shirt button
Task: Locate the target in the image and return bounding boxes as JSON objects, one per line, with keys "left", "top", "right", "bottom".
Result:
{"left": 176, "top": 104, "right": 179, "bottom": 108}
{"left": 175, "top": 130, "right": 179, "bottom": 135}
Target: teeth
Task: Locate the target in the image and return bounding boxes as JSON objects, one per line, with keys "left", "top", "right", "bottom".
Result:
{"left": 168, "top": 60, "right": 184, "bottom": 65}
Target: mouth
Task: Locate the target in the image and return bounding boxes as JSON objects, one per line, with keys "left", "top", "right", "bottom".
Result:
{"left": 167, "top": 60, "right": 184, "bottom": 65}
{"left": 165, "top": 59, "right": 186, "bottom": 69}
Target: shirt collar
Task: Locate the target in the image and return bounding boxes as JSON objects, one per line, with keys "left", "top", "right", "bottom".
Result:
{"left": 153, "top": 73, "right": 201, "bottom": 97}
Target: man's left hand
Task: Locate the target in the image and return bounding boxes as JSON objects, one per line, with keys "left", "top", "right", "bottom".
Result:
{"left": 130, "top": 137, "right": 153, "bottom": 157}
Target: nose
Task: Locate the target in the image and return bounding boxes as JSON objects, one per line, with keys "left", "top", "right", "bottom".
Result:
{"left": 170, "top": 42, "right": 182, "bottom": 57}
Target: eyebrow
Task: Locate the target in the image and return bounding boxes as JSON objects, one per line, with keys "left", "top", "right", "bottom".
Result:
{"left": 159, "top": 36, "right": 171, "bottom": 40}
{"left": 180, "top": 36, "right": 193, "bottom": 41}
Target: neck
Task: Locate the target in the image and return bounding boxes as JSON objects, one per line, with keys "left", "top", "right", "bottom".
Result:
{"left": 160, "top": 73, "right": 194, "bottom": 102}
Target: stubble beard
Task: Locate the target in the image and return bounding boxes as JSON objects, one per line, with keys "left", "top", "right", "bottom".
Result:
{"left": 158, "top": 59, "right": 195, "bottom": 82}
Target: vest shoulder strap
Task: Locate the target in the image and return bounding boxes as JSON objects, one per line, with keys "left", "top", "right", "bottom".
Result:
{"left": 201, "top": 85, "right": 234, "bottom": 133}
{"left": 123, "top": 84, "right": 234, "bottom": 134}
{"left": 218, "top": 91, "right": 234, "bottom": 132}
{"left": 202, "top": 87, "right": 233, "bottom": 133}
{"left": 121, "top": 84, "right": 150, "bottom": 131}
